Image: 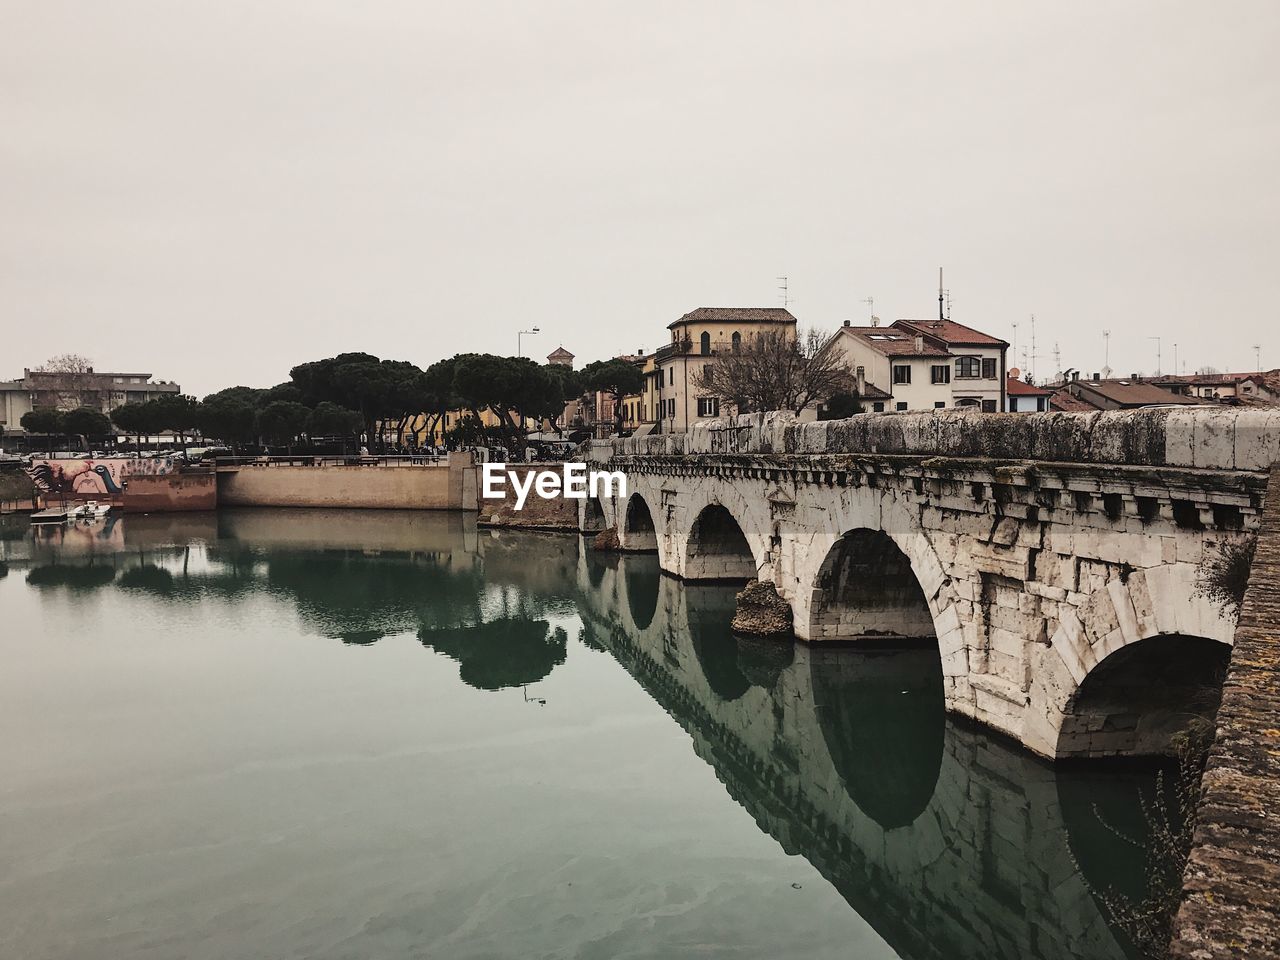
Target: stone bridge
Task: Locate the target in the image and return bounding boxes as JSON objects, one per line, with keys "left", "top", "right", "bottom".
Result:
{"left": 580, "top": 408, "right": 1280, "bottom": 760}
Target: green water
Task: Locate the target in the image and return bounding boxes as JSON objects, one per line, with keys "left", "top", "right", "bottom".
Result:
{"left": 0, "top": 510, "right": 1167, "bottom": 959}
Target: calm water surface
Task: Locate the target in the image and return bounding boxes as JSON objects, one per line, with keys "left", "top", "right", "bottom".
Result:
{"left": 0, "top": 510, "right": 1164, "bottom": 959}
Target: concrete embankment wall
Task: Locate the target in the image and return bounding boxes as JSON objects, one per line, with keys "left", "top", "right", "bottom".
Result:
{"left": 1172, "top": 463, "right": 1280, "bottom": 959}
{"left": 217, "top": 454, "right": 477, "bottom": 510}
{"left": 590, "top": 407, "right": 1280, "bottom": 471}
{"left": 123, "top": 472, "right": 217, "bottom": 512}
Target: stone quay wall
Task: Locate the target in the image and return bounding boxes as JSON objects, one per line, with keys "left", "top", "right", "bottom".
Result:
{"left": 122, "top": 471, "right": 217, "bottom": 513}
{"left": 1172, "top": 463, "right": 1280, "bottom": 959}
{"left": 216, "top": 452, "right": 477, "bottom": 511}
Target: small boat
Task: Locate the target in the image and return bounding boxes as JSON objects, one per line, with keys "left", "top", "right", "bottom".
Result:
{"left": 71, "top": 500, "right": 112, "bottom": 520}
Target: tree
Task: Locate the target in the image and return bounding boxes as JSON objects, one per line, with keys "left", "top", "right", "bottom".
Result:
{"left": 62, "top": 407, "right": 113, "bottom": 451}
{"left": 33, "top": 354, "right": 98, "bottom": 409}
{"left": 308, "top": 402, "right": 363, "bottom": 450}
{"left": 111, "top": 402, "right": 150, "bottom": 450}
{"left": 581, "top": 358, "right": 645, "bottom": 436}
{"left": 20, "top": 407, "right": 65, "bottom": 455}
{"left": 693, "top": 329, "right": 850, "bottom": 417}
{"left": 258, "top": 401, "right": 312, "bottom": 452}
{"left": 144, "top": 394, "right": 200, "bottom": 456}
{"left": 419, "top": 357, "right": 462, "bottom": 449}
{"left": 537, "top": 363, "right": 583, "bottom": 434}
{"left": 821, "top": 392, "right": 865, "bottom": 420}
{"left": 197, "top": 394, "right": 258, "bottom": 451}
{"left": 289, "top": 352, "right": 380, "bottom": 407}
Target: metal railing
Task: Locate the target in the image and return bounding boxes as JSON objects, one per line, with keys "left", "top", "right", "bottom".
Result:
{"left": 215, "top": 454, "right": 448, "bottom": 469}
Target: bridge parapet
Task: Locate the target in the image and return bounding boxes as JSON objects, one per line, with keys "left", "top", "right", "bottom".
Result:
{"left": 588, "top": 407, "right": 1280, "bottom": 472}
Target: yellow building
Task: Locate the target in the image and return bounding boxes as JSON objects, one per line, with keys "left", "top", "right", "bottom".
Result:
{"left": 619, "top": 354, "right": 659, "bottom": 434}
{"left": 653, "top": 307, "right": 798, "bottom": 432}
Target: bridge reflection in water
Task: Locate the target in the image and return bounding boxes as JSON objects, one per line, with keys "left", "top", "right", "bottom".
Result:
{"left": 1, "top": 512, "right": 1164, "bottom": 960}
{"left": 581, "top": 549, "right": 1161, "bottom": 960}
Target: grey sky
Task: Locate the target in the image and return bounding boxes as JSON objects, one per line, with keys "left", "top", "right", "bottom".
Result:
{"left": 4, "top": 1, "right": 1277, "bottom": 397}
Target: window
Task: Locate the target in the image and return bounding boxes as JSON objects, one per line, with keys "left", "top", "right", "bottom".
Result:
{"left": 931, "top": 364, "right": 950, "bottom": 384}
{"left": 934, "top": 401, "right": 946, "bottom": 409}
{"left": 700, "top": 332, "right": 711, "bottom": 355}
{"left": 981, "top": 358, "right": 997, "bottom": 379}
{"left": 956, "top": 357, "right": 981, "bottom": 378}
{"left": 981, "top": 399, "right": 998, "bottom": 412}
{"left": 697, "top": 397, "right": 720, "bottom": 417}
{"left": 731, "top": 331, "right": 741, "bottom": 353}
{"left": 668, "top": 367, "right": 674, "bottom": 386}
{"left": 872, "top": 401, "right": 885, "bottom": 412}
{"left": 892, "top": 364, "right": 911, "bottom": 384}
{"left": 895, "top": 401, "right": 908, "bottom": 411}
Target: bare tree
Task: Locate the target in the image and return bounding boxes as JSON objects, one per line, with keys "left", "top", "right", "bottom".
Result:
{"left": 693, "top": 329, "right": 850, "bottom": 416}
{"left": 33, "top": 354, "right": 99, "bottom": 410}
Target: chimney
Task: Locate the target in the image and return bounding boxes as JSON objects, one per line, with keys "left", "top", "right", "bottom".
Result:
{"left": 914, "top": 335, "right": 924, "bottom": 353}
{"left": 1091, "top": 372, "right": 1099, "bottom": 380}
{"left": 842, "top": 319, "right": 851, "bottom": 327}
{"left": 855, "top": 365, "right": 866, "bottom": 396}
{"left": 1072, "top": 370, "right": 1079, "bottom": 381}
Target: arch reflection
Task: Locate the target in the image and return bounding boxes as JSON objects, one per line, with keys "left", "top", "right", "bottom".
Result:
{"left": 810, "top": 643, "right": 945, "bottom": 830}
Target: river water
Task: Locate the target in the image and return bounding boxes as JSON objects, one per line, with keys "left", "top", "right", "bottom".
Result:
{"left": 0, "top": 510, "right": 1168, "bottom": 959}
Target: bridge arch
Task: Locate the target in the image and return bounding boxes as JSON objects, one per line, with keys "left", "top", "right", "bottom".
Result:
{"left": 621, "top": 492, "right": 658, "bottom": 552}
{"left": 806, "top": 528, "right": 938, "bottom": 643}
{"left": 580, "top": 495, "right": 609, "bottom": 533}
{"left": 1024, "top": 565, "right": 1236, "bottom": 759}
{"left": 683, "top": 502, "right": 760, "bottom": 581}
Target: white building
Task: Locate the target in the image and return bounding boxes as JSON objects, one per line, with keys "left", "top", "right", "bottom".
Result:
{"left": 825, "top": 318, "right": 1009, "bottom": 412}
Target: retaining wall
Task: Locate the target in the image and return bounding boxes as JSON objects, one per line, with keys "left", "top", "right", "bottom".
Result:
{"left": 217, "top": 453, "right": 477, "bottom": 510}
{"left": 122, "top": 472, "right": 217, "bottom": 513}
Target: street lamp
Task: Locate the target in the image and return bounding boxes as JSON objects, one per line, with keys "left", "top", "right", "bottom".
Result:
{"left": 517, "top": 327, "right": 540, "bottom": 358}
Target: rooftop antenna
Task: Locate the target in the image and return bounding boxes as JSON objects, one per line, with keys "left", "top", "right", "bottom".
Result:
{"left": 1053, "top": 342, "right": 1062, "bottom": 380}
{"left": 1148, "top": 336, "right": 1162, "bottom": 376}
{"left": 1011, "top": 320, "right": 1019, "bottom": 370}
{"left": 777, "top": 276, "right": 789, "bottom": 308}
{"left": 1254, "top": 343, "right": 1262, "bottom": 370}
{"left": 1030, "top": 313, "right": 1037, "bottom": 382}
{"left": 863, "top": 296, "right": 874, "bottom": 320}
{"left": 1173, "top": 342, "right": 1179, "bottom": 378}
{"left": 938, "top": 267, "right": 944, "bottom": 320}
{"left": 945, "top": 290, "right": 953, "bottom": 320}
{"left": 1101, "top": 329, "right": 1112, "bottom": 380}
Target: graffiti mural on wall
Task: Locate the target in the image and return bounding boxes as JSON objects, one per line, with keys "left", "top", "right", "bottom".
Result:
{"left": 28, "top": 457, "right": 176, "bottom": 495}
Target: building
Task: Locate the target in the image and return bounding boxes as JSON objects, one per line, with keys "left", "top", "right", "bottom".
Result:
{"left": 1150, "top": 370, "right": 1280, "bottom": 405}
{"left": 1051, "top": 375, "right": 1208, "bottom": 412}
{"left": 653, "top": 307, "right": 798, "bottom": 431}
{"left": 546, "top": 346, "right": 575, "bottom": 368}
{"left": 824, "top": 318, "right": 1009, "bottom": 412}
{"left": 0, "top": 381, "right": 33, "bottom": 436}
{"left": 1, "top": 367, "right": 181, "bottom": 436}
{"left": 22, "top": 367, "right": 181, "bottom": 413}
{"left": 892, "top": 319, "right": 1008, "bottom": 410}
{"left": 1006, "top": 371, "right": 1054, "bottom": 412}
{"left": 620, "top": 353, "right": 659, "bottom": 435}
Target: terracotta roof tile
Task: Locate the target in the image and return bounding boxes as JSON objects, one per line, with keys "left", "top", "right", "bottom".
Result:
{"left": 893, "top": 318, "right": 1008, "bottom": 348}
{"left": 669, "top": 307, "right": 798, "bottom": 330}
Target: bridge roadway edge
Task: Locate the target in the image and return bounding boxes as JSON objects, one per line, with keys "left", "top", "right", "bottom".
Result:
{"left": 1172, "top": 463, "right": 1280, "bottom": 959}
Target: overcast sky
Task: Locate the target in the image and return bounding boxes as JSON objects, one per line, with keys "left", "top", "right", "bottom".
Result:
{"left": 4, "top": 1, "right": 1277, "bottom": 397}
